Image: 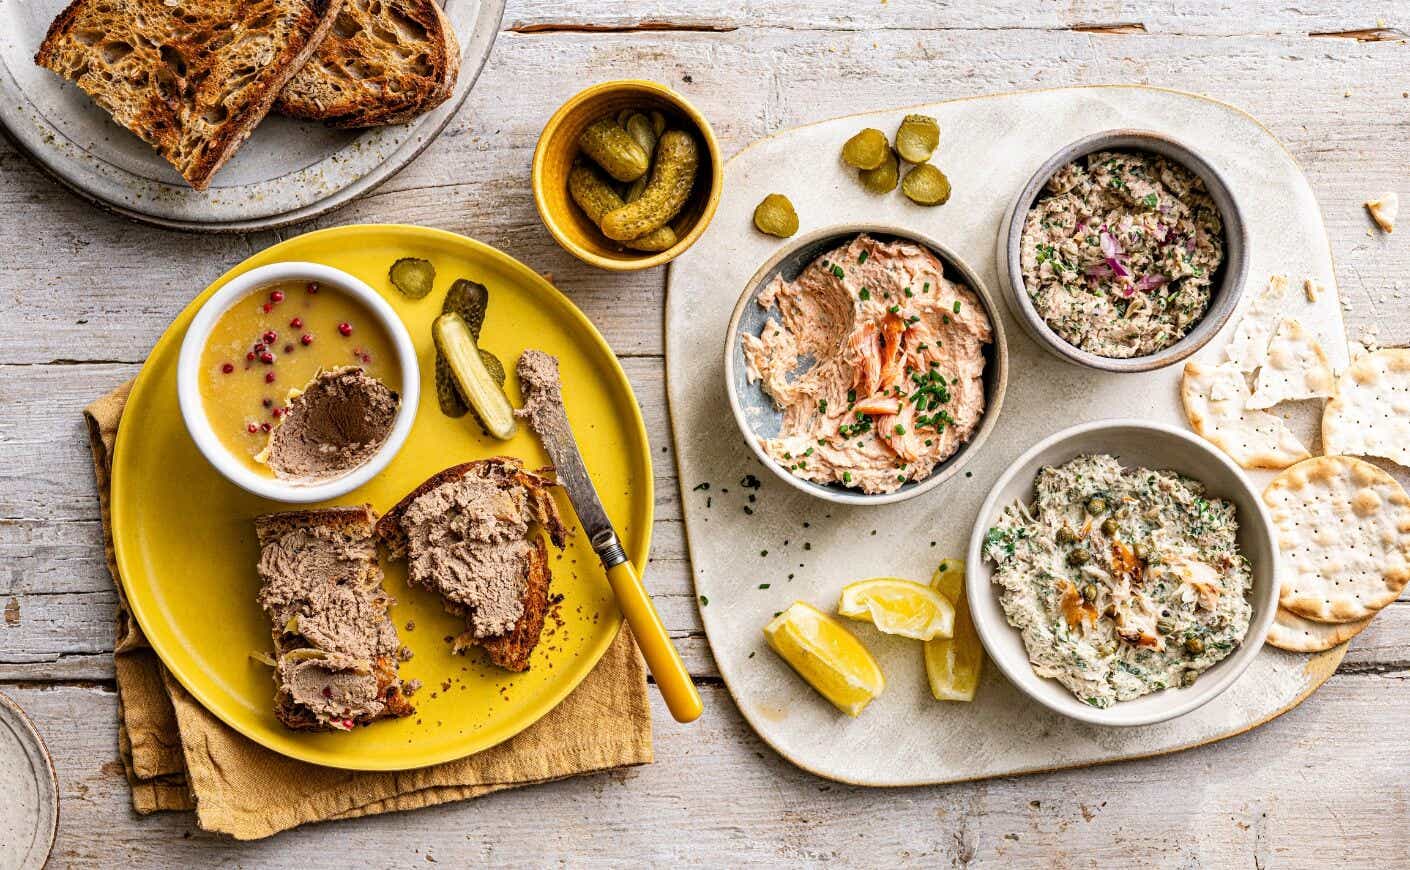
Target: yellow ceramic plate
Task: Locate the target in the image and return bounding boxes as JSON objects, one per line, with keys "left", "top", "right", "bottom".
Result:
{"left": 110, "top": 225, "right": 652, "bottom": 770}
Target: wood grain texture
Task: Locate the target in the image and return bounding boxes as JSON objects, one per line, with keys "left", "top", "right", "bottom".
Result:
{"left": 1, "top": 0, "right": 1407, "bottom": 862}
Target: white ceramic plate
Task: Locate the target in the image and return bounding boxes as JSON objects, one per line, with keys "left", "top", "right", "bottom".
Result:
{"left": 0, "top": 0, "right": 504, "bottom": 232}
{"left": 966, "top": 420, "right": 1279, "bottom": 727}
{"left": 0, "top": 691, "right": 57, "bottom": 870}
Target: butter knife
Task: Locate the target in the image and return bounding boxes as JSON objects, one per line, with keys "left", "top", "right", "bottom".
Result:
{"left": 517, "top": 351, "right": 702, "bottom": 723}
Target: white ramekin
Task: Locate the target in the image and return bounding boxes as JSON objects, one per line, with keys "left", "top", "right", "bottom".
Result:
{"left": 176, "top": 261, "right": 420, "bottom": 504}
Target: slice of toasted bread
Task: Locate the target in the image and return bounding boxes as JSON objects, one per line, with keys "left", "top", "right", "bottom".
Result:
{"left": 35, "top": 0, "right": 342, "bottom": 189}
{"left": 275, "top": 0, "right": 460, "bottom": 128}
{"left": 377, "top": 458, "right": 565, "bottom": 672}
{"left": 254, "top": 504, "right": 414, "bottom": 731}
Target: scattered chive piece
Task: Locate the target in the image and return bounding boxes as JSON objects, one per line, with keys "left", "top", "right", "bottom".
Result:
{"left": 842, "top": 472, "right": 851, "bottom": 483}
{"left": 759, "top": 583, "right": 771, "bottom": 589}
{"left": 858, "top": 250, "right": 869, "bottom": 264}
{"left": 888, "top": 305, "right": 900, "bottom": 314}
{"left": 760, "top": 550, "right": 768, "bottom": 557}
{"left": 953, "top": 300, "right": 962, "bottom": 313}
{"left": 903, "top": 287, "right": 914, "bottom": 298}
{"left": 830, "top": 264, "right": 845, "bottom": 279}
{"left": 859, "top": 287, "right": 870, "bottom": 301}
{"left": 894, "top": 424, "right": 906, "bottom": 435}
{"left": 693, "top": 482, "right": 710, "bottom": 491}
{"left": 699, "top": 595, "right": 709, "bottom": 606}
{"left": 923, "top": 281, "right": 930, "bottom": 292}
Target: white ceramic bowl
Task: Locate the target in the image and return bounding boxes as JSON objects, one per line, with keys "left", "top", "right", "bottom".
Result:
{"left": 176, "top": 262, "right": 420, "bottom": 504}
{"left": 724, "top": 225, "right": 1009, "bottom": 506}
{"left": 965, "top": 420, "right": 1277, "bottom": 727}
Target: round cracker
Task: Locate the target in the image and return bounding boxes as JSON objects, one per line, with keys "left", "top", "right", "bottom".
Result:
{"left": 1181, "top": 360, "right": 1311, "bottom": 470}
{"left": 1263, "top": 456, "right": 1410, "bottom": 623}
{"left": 1265, "top": 606, "right": 1373, "bottom": 653}
{"left": 1322, "top": 348, "right": 1410, "bottom": 467}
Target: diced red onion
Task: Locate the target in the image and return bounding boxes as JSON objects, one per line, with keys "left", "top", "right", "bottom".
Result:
{"left": 1134, "top": 274, "right": 1169, "bottom": 292}
{"left": 1085, "top": 263, "right": 1114, "bottom": 279}
{"left": 1106, "top": 257, "right": 1130, "bottom": 279}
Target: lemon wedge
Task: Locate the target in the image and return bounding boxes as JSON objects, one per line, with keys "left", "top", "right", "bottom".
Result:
{"left": 764, "top": 602, "right": 885, "bottom": 717}
{"left": 837, "top": 577, "right": 955, "bottom": 641}
{"left": 923, "top": 558, "right": 985, "bottom": 702}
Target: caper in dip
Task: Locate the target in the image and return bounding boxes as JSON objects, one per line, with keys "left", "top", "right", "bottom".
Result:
{"left": 1020, "top": 150, "right": 1224, "bottom": 358}
{"left": 982, "top": 454, "right": 1252, "bottom": 708}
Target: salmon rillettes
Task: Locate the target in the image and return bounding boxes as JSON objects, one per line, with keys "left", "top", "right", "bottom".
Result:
{"left": 742, "top": 234, "right": 992, "bottom": 494}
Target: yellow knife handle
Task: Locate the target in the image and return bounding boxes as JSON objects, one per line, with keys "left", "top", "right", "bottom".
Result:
{"left": 605, "top": 560, "right": 703, "bottom": 723}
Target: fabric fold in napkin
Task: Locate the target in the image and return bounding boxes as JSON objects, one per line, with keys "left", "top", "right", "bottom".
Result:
{"left": 85, "top": 382, "right": 652, "bottom": 840}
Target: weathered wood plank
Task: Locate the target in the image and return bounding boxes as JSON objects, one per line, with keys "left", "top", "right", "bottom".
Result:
{"left": 510, "top": 1, "right": 1410, "bottom": 37}
{"left": 6, "top": 673, "right": 1408, "bottom": 867}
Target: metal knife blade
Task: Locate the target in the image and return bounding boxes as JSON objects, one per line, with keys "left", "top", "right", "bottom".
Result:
{"left": 516, "top": 351, "right": 627, "bottom": 568}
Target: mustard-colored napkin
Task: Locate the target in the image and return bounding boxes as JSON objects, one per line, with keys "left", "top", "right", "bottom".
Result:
{"left": 85, "top": 382, "right": 653, "bottom": 840}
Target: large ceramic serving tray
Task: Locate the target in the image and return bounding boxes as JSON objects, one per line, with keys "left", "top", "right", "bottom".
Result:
{"left": 666, "top": 86, "right": 1351, "bottom": 785}
{"left": 0, "top": 0, "right": 503, "bottom": 232}
{"left": 111, "top": 225, "right": 653, "bottom": 770}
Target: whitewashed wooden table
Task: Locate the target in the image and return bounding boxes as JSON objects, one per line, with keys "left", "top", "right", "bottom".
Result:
{"left": 2, "top": 3, "right": 1407, "bottom": 866}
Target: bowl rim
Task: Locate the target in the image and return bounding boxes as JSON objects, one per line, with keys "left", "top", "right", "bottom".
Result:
{"left": 531, "top": 79, "right": 723, "bottom": 272}
{"left": 724, "top": 223, "right": 1010, "bottom": 506}
{"left": 999, "top": 129, "right": 1249, "bottom": 373}
{"left": 175, "top": 261, "right": 421, "bottom": 504}
{"left": 964, "top": 418, "right": 1279, "bottom": 727}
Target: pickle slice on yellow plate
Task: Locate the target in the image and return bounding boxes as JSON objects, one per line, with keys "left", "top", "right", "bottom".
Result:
{"left": 433, "top": 312, "right": 517, "bottom": 440}
{"left": 924, "top": 558, "right": 984, "bottom": 702}
{"left": 764, "top": 602, "right": 884, "bottom": 717}
{"left": 388, "top": 257, "right": 436, "bottom": 299}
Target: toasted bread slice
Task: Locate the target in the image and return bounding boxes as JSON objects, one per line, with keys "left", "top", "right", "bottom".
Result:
{"left": 275, "top": 0, "right": 460, "bottom": 128}
{"left": 377, "top": 458, "right": 565, "bottom": 672}
{"left": 254, "top": 504, "right": 414, "bottom": 731}
{"left": 35, "top": 0, "right": 342, "bottom": 189}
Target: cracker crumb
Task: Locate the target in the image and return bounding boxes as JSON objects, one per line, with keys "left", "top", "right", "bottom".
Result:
{"left": 1303, "top": 278, "right": 1322, "bottom": 303}
{"left": 1365, "top": 192, "right": 1398, "bottom": 233}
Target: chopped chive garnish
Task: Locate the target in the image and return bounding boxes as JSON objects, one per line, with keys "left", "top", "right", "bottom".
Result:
{"left": 923, "top": 282, "right": 930, "bottom": 292}
{"left": 842, "top": 472, "right": 851, "bottom": 483}
{"left": 758, "top": 583, "right": 770, "bottom": 589}
{"left": 953, "top": 300, "right": 962, "bottom": 313}
{"left": 888, "top": 305, "right": 900, "bottom": 314}
{"left": 830, "top": 264, "right": 845, "bottom": 279}
{"left": 859, "top": 287, "right": 870, "bottom": 301}
{"left": 858, "top": 250, "right": 869, "bottom": 264}
{"left": 903, "top": 287, "right": 914, "bottom": 298}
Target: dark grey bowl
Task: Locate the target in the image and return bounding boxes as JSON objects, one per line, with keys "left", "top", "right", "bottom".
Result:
{"left": 996, "top": 130, "right": 1248, "bottom": 373}
{"left": 724, "top": 225, "right": 1009, "bottom": 506}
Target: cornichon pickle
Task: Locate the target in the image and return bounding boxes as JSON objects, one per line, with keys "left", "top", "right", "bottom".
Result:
{"left": 858, "top": 147, "right": 899, "bottom": 193}
{"left": 894, "top": 114, "right": 940, "bottom": 164}
{"left": 600, "top": 129, "right": 699, "bottom": 242}
{"left": 436, "top": 278, "right": 497, "bottom": 418}
{"left": 444, "top": 278, "right": 489, "bottom": 338}
{"left": 901, "top": 163, "right": 952, "bottom": 206}
{"left": 753, "top": 193, "right": 799, "bottom": 238}
{"left": 841, "top": 128, "right": 889, "bottom": 170}
{"left": 568, "top": 162, "right": 678, "bottom": 251}
{"left": 388, "top": 257, "right": 436, "bottom": 299}
{"left": 623, "top": 113, "right": 658, "bottom": 203}
{"left": 578, "top": 117, "right": 649, "bottom": 182}
{"left": 650, "top": 110, "right": 666, "bottom": 138}
{"left": 434, "top": 312, "right": 517, "bottom": 440}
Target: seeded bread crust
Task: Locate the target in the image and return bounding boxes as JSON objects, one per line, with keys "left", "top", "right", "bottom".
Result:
{"left": 35, "top": 0, "right": 343, "bottom": 189}
{"left": 376, "top": 458, "right": 565, "bottom": 672}
{"left": 275, "top": 0, "right": 460, "bottom": 128}
{"left": 254, "top": 504, "right": 415, "bottom": 731}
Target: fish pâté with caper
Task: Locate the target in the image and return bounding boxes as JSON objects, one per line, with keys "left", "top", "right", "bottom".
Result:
{"left": 982, "top": 454, "right": 1252, "bottom": 708}
{"left": 1020, "top": 150, "right": 1224, "bottom": 358}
